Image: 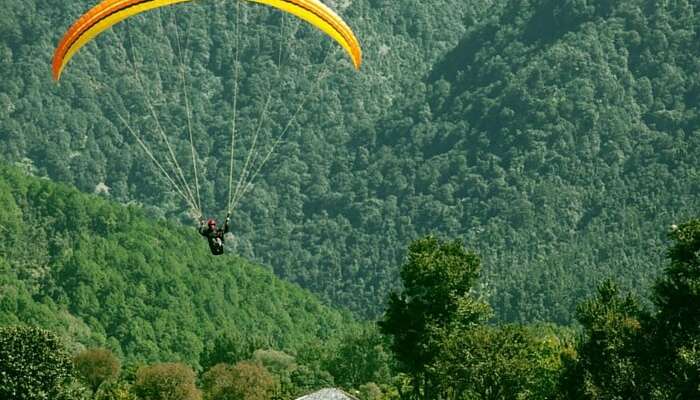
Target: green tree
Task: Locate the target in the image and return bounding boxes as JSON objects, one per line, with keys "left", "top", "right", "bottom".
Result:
{"left": 379, "top": 236, "right": 490, "bottom": 397}
{"left": 558, "top": 280, "right": 645, "bottom": 399}
{"left": 432, "top": 324, "right": 567, "bottom": 399}
{"left": 251, "top": 349, "right": 296, "bottom": 376}
{"left": 201, "top": 361, "right": 276, "bottom": 400}
{"left": 94, "top": 380, "right": 136, "bottom": 400}
{"left": 358, "top": 383, "right": 383, "bottom": 400}
{"left": 201, "top": 363, "right": 235, "bottom": 400}
{"left": 325, "top": 326, "right": 393, "bottom": 389}
{"left": 73, "top": 347, "right": 121, "bottom": 394}
{"left": 649, "top": 220, "right": 700, "bottom": 398}
{"left": 288, "top": 344, "right": 335, "bottom": 398}
{"left": 250, "top": 349, "right": 299, "bottom": 397}
{"left": 0, "top": 325, "right": 74, "bottom": 400}
{"left": 131, "top": 363, "right": 201, "bottom": 400}
{"left": 200, "top": 332, "right": 269, "bottom": 371}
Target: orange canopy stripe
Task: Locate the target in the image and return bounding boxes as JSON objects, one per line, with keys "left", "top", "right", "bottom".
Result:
{"left": 51, "top": 0, "right": 361, "bottom": 80}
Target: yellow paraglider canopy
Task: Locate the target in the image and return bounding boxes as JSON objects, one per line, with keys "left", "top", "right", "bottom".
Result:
{"left": 52, "top": 0, "right": 362, "bottom": 80}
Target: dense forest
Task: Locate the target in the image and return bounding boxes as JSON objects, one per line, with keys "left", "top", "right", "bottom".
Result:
{"left": 0, "top": 164, "right": 399, "bottom": 398}
{"left": 1, "top": 166, "right": 698, "bottom": 398}
{"left": 8, "top": 0, "right": 698, "bottom": 323}
{"left": 386, "top": 0, "right": 700, "bottom": 322}
{"left": 0, "top": 165, "right": 358, "bottom": 368}
{"left": 2, "top": 0, "right": 699, "bottom": 397}
{"left": 1, "top": 0, "right": 491, "bottom": 319}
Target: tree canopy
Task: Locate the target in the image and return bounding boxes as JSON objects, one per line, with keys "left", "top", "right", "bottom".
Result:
{"left": 0, "top": 165, "right": 357, "bottom": 368}
{"left": 0, "top": 326, "right": 75, "bottom": 400}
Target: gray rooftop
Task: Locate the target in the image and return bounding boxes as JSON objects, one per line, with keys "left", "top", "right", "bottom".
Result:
{"left": 295, "top": 388, "right": 359, "bottom": 400}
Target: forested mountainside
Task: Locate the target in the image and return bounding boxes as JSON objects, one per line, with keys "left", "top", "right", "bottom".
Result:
{"left": 0, "top": 0, "right": 490, "bottom": 318}
{"left": 0, "top": 165, "right": 357, "bottom": 369}
{"left": 4, "top": 207, "right": 700, "bottom": 399}
{"left": 2, "top": 0, "right": 699, "bottom": 322}
{"left": 378, "top": 0, "right": 700, "bottom": 321}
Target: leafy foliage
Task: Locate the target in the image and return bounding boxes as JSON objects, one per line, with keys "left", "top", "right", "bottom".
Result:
{"left": 0, "top": 164, "right": 357, "bottom": 368}
{"left": 375, "top": 221, "right": 700, "bottom": 399}
{"left": 132, "top": 363, "right": 201, "bottom": 400}
{"left": 649, "top": 220, "right": 700, "bottom": 398}
{"left": 557, "top": 219, "right": 700, "bottom": 399}
{"left": 558, "top": 281, "right": 645, "bottom": 399}
{"left": 73, "top": 348, "right": 121, "bottom": 393}
{"left": 371, "top": 0, "right": 700, "bottom": 322}
{"left": 203, "top": 361, "right": 276, "bottom": 400}
{"left": 379, "top": 236, "right": 491, "bottom": 396}
{"left": 324, "top": 326, "right": 392, "bottom": 390}
{"left": 431, "top": 324, "right": 568, "bottom": 399}
{"left": 0, "top": 325, "right": 74, "bottom": 400}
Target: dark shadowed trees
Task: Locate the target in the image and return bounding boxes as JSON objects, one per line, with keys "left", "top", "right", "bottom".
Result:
{"left": 557, "top": 280, "right": 645, "bottom": 399}
{"left": 379, "top": 236, "right": 490, "bottom": 397}
{"left": 649, "top": 220, "right": 700, "bottom": 399}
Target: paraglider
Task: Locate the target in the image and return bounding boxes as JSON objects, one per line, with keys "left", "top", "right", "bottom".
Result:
{"left": 199, "top": 214, "right": 231, "bottom": 255}
{"left": 52, "top": 0, "right": 361, "bottom": 255}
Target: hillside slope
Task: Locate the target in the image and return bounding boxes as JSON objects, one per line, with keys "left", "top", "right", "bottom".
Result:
{"left": 0, "top": 165, "right": 356, "bottom": 367}
{"left": 3, "top": 0, "right": 698, "bottom": 323}
{"left": 0, "top": 0, "right": 490, "bottom": 317}
{"left": 360, "top": 0, "right": 700, "bottom": 321}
